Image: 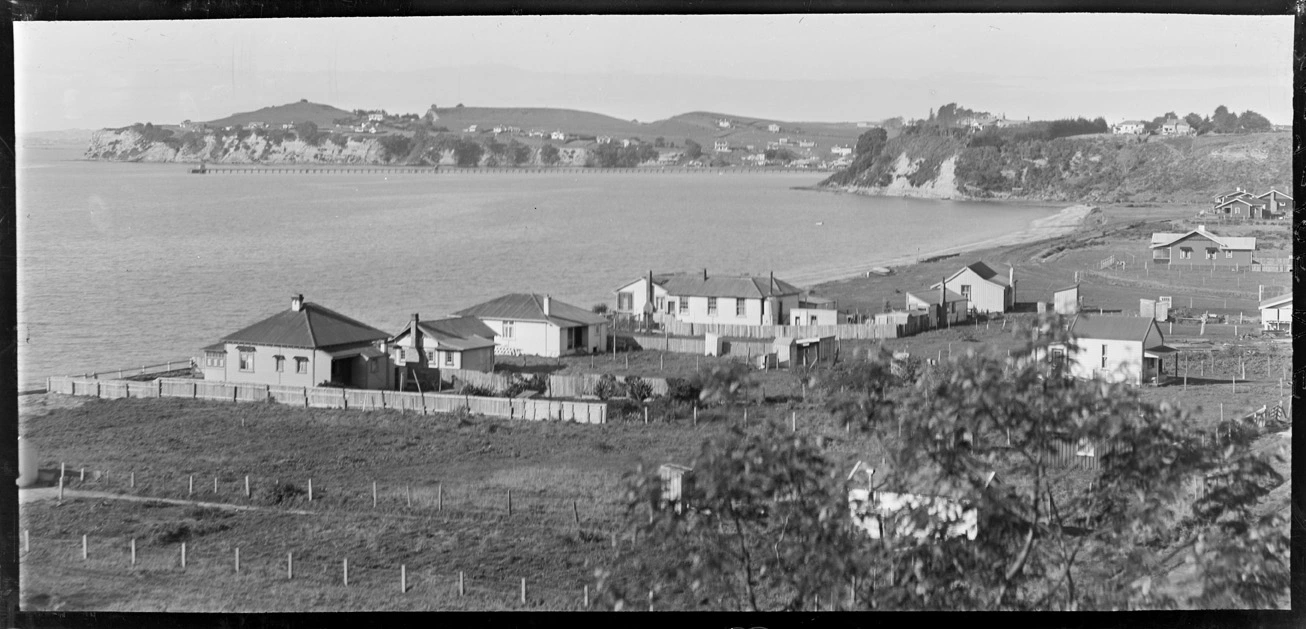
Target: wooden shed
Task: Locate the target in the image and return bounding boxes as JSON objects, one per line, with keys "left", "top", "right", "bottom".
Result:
{"left": 659, "top": 463, "right": 694, "bottom": 512}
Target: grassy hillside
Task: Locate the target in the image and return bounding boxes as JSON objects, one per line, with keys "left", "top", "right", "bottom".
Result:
{"left": 206, "top": 101, "right": 356, "bottom": 129}
{"left": 824, "top": 127, "right": 1292, "bottom": 203}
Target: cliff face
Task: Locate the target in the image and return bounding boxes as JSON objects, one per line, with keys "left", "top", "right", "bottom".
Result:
{"left": 85, "top": 128, "right": 389, "bottom": 164}
{"left": 823, "top": 130, "right": 1292, "bottom": 204}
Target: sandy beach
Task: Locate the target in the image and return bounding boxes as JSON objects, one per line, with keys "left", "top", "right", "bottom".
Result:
{"left": 788, "top": 203, "right": 1098, "bottom": 288}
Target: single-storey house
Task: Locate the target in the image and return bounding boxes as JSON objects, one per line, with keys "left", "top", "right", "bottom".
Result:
{"left": 200, "top": 294, "right": 392, "bottom": 389}
{"left": 1112, "top": 120, "right": 1146, "bottom": 134}
{"left": 929, "top": 261, "right": 1015, "bottom": 314}
{"left": 1213, "top": 188, "right": 1253, "bottom": 206}
{"left": 1213, "top": 196, "right": 1271, "bottom": 220}
{"left": 1259, "top": 292, "right": 1291, "bottom": 332}
{"left": 1051, "top": 315, "right": 1174, "bottom": 386}
{"left": 389, "top": 314, "right": 497, "bottom": 390}
{"left": 454, "top": 293, "right": 608, "bottom": 357}
{"left": 1053, "top": 285, "right": 1080, "bottom": 315}
{"left": 767, "top": 123, "right": 781, "bottom": 133}
{"left": 713, "top": 140, "right": 730, "bottom": 153}
{"left": 1149, "top": 225, "right": 1255, "bottom": 266}
{"left": 615, "top": 270, "right": 803, "bottom": 326}
{"left": 1256, "top": 189, "right": 1293, "bottom": 216}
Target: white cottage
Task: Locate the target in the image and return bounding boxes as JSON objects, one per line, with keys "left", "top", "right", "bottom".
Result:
{"left": 453, "top": 293, "right": 608, "bottom": 357}
{"left": 1259, "top": 292, "right": 1291, "bottom": 332}
{"left": 930, "top": 261, "right": 1015, "bottom": 314}
{"left": 1051, "top": 315, "right": 1174, "bottom": 386}
{"left": 614, "top": 270, "right": 802, "bottom": 327}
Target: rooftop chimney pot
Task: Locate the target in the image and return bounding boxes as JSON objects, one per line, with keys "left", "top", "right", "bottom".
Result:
{"left": 703, "top": 268, "right": 708, "bottom": 281}
{"left": 542, "top": 294, "right": 551, "bottom": 317}
{"left": 291, "top": 294, "right": 304, "bottom": 312}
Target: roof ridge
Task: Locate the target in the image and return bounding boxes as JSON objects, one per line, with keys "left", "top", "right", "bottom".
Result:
{"left": 302, "top": 308, "right": 318, "bottom": 347}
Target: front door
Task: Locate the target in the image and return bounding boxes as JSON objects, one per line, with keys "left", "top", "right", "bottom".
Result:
{"left": 331, "top": 358, "right": 353, "bottom": 387}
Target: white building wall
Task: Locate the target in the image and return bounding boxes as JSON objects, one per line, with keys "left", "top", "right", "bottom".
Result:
{"left": 1261, "top": 305, "right": 1291, "bottom": 330}
{"left": 789, "top": 307, "right": 839, "bottom": 326}
{"left": 951, "top": 268, "right": 1010, "bottom": 313}
{"left": 615, "top": 279, "right": 669, "bottom": 316}
{"left": 1066, "top": 338, "right": 1145, "bottom": 385}
{"left": 481, "top": 319, "right": 558, "bottom": 357}
{"left": 217, "top": 342, "right": 330, "bottom": 387}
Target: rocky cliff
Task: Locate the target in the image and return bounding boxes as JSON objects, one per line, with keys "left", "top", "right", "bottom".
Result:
{"left": 85, "top": 127, "right": 392, "bottom": 164}
{"left": 822, "top": 130, "right": 1292, "bottom": 204}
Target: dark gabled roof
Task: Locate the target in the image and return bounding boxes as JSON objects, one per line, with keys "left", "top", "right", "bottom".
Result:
{"left": 453, "top": 293, "right": 608, "bottom": 327}
{"left": 416, "top": 316, "right": 497, "bottom": 351}
{"left": 221, "top": 301, "right": 389, "bottom": 349}
{"left": 202, "top": 342, "right": 226, "bottom": 352}
{"left": 1068, "top": 315, "right": 1161, "bottom": 345}
{"left": 656, "top": 273, "right": 803, "bottom": 299}
{"left": 1256, "top": 188, "right": 1293, "bottom": 201}
{"left": 1053, "top": 284, "right": 1080, "bottom": 294}
{"left": 933, "top": 261, "right": 1010, "bottom": 289}
{"left": 1217, "top": 196, "right": 1268, "bottom": 208}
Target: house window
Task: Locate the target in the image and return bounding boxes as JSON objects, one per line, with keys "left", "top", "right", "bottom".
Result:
{"left": 655, "top": 297, "right": 665, "bottom": 312}
{"left": 205, "top": 352, "right": 225, "bottom": 368}
{"left": 1206, "top": 248, "right": 1218, "bottom": 260}
{"left": 295, "top": 357, "right": 308, "bottom": 374}
{"left": 1225, "top": 250, "right": 1233, "bottom": 259}
{"left": 1050, "top": 348, "right": 1065, "bottom": 365}
{"left": 1100, "top": 345, "right": 1108, "bottom": 369}
{"left": 502, "top": 321, "right": 514, "bottom": 338}
{"left": 679, "top": 299, "right": 688, "bottom": 314}
{"left": 736, "top": 298, "right": 746, "bottom": 317}
{"left": 445, "top": 352, "right": 454, "bottom": 366}
{"left": 618, "top": 292, "right": 633, "bottom": 311}
{"left": 395, "top": 347, "right": 405, "bottom": 362}
{"left": 960, "top": 285, "right": 972, "bottom": 301}
{"left": 811, "top": 316, "right": 818, "bottom": 325}
{"left": 274, "top": 355, "right": 285, "bottom": 372}
{"left": 1179, "top": 247, "right": 1192, "bottom": 259}
{"left": 238, "top": 350, "right": 255, "bottom": 372}
{"left": 707, "top": 297, "right": 718, "bottom": 315}
{"left": 666, "top": 300, "right": 675, "bottom": 314}
{"left": 425, "top": 350, "right": 435, "bottom": 363}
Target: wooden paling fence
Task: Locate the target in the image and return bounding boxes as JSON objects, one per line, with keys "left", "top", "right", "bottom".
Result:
{"left": 621, "top": 335, "right": 707, "bottom": 354}
{"left": 441, "top": 368, "right": 671, "bottom": 399}
{"left": 47, "top": 377, "right": 607, "bottom": 424}
{"left": 658, "top": 320, "right": 900, "bottom": 340}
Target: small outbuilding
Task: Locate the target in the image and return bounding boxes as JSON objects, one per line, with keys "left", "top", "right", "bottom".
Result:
{"left": 1053, "top": 285, "right": 1080, "bottom": 316}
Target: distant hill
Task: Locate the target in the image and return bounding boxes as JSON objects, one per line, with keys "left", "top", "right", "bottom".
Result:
{"left": 204, "top": 100, "right": 356, "bottom": 129}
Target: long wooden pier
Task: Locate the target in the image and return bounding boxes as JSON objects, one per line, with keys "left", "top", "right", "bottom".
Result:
{"left": 195, "top": 166, "right": 834, "bottom": 175}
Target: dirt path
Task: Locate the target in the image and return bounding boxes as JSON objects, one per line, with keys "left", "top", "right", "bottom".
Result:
{"left": 18, "top": 487, "right": 314, "bottom": 515}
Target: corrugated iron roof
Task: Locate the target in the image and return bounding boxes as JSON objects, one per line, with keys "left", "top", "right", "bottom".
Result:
{"left": 1260, "top": 292, "right": 1292, "bottom": 309}
{"left": 221, "top": 301, "right": 389, "bottom": 349}
{"left": 1256, "top": 188, "right": 1292, "bottom": 200}
{"left": 934, "top": 261, "right": 1010, "bottom": 288}
{"left": 657, "top": 273, "right": 802, "bottom": 298}
{"left": 1150, "top": 228, "right": 1254, "bottom": 250}
{"left": 418, "top": 316, "right": 497, "bottom": 351}
{"left": 202, "top": 342, "right": 226, "bottom": 352}
{"left": 1068, "top": 315, "right": 1162, "bottom": 345}
{"left": 907, "top": 289, "right": 966, "bottom": 305}
{"left": 453, "top": 293, "right": 608, "bottom": 327}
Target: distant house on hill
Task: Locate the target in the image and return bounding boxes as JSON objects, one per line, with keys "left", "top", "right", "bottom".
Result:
{"left": 453, "top": 293, "right": 607, "bottom": 357}
{"left": 614, "top": 271, "right": 802, "bottom": 326}
{"left": 199, "top": 294, "right": 392, "bottom": 389}
{"left": 717, "top": 119, "right": 732, "bottom": 128}
{"left": 1213, "top": 196, "right": 1270, "bottom": 220}
{"left": 368, "top": 113, "right": 385, "bottom": 123}
{"left": 1255, "top": 189, "right": 1293, "bottom": 216}
{"left": 713, "top": 140, "right": 730, "bottom": 153}
{"left": 1112, "top": 120, "right": 1146, "bottom": 135}
{"left": 464, "top": 125, "right": 478, "bottom": 133}
{"left": 1150, "top": 226, "right": 1255, "bottom": 266}
{"left": 930, "top": 262, "right": 1016, "bottom": 314}
{"left": 767, "top": 123, "right": 781, "bottom": 133}
{"left": 1259, "top": 292, "right": 1291, "bottom": 332}
{"left": 1050, "top": 315, "right": 1174, "bottom": 386}
{"left": 389, "top": 314, "right": 496, "bottom": 391}
{"left": 830, "top": 145, "right": 853, "bottom": 157}
{"left": 550, "top": 130, "right": 567, "bottom": 141}
{"left": 1160, "top": 117, "right": 1193, "bottom": 135}
{"left": 798, "top": 140, "right": 816, "bottom": 148}
{"left": 596, "top": 135, "right": 613, "bottom": 144}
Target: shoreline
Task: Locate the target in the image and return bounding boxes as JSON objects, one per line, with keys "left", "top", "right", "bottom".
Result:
{"left": 788, "top": 203, "right": 1097, "bottom": 290}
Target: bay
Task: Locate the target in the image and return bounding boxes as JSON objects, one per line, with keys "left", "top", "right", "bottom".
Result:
{"left": 16, "top": 148, "right": 1059, "bottom": 388}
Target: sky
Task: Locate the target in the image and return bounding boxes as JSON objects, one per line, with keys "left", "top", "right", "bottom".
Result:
{"left": 14, "top": 14, "right": 1295, "bottom": 132}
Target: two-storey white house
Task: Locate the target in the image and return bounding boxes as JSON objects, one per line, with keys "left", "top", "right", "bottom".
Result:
{"left": 1049, "top": 315, "right": 1174, "bottom": 386}
{"left": 1259, "top": 292, "right": 1291, "bottom": 332}
{"left": 454, "top": 293, "right": 607, "bottom": 357}
{"left": 199, "top": 295, "right": 392, "bottom": 389}
{"left": 613, "top": 271, "right": 802, "bottom": 326}
{"left": 930, "top": 261, "right": 1015, "bottom": 314}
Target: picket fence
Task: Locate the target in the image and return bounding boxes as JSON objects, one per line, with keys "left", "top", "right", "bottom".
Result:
{"left": 440, "top": 368, "right": 670, "bottom": 399}
{"left": 658, "top": 320, "right": 900, "bottom": 340}
{"left": 47, "top": 377, "right": 607, "bottom": 424}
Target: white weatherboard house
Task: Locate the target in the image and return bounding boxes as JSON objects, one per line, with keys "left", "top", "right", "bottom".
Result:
{"left": 453, "top": 293, "right": 608, "bottom": 357}
{"left": 200, "top": 294, "right": 392, "bottom": 389}
{"left": 614, "top": 271, "right": 802, "bottom": 326}
{"left": 1259, "top": 292, "right": 1291, "bottom": 332}
{"left": 930, "top": 261, "right": 1016, "bottom": 314}
{"left": 1051, "top": 315, "right": 1174, "bottom": 386}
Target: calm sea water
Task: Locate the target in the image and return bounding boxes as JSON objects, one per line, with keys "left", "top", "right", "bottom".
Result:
{"left": 17, "top": 148, "right": 1058, "bottom": 387}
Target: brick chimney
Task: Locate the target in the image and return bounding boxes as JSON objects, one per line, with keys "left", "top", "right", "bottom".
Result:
{"left": 542, "top": 294, "right": 551, "bottom": 317}
{"left": 291, "top": 294, "right": 304, "bottom": 312}
{"left": 410, "top": 313, "right": 421, "bottom": 354}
